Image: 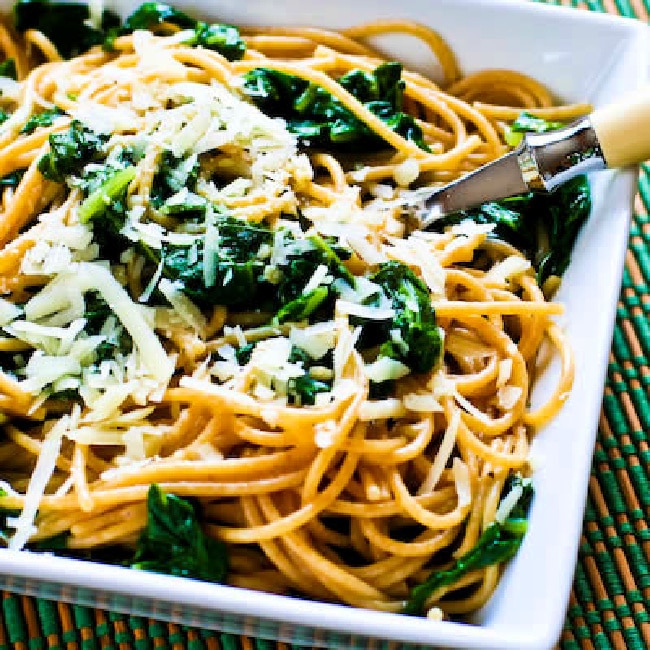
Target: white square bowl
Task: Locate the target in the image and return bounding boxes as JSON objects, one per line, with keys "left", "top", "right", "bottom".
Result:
{"left": 0, "top": 1, "right": 647, "bottom": 649}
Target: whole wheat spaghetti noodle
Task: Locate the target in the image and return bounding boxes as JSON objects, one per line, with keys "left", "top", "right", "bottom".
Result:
{"left": 0, "top": 1, "right": 582, "bottom": 618}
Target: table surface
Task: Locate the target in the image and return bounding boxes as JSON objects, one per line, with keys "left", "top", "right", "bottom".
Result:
{"left": 1, "top": 1, "right": 649, "bottom": 649}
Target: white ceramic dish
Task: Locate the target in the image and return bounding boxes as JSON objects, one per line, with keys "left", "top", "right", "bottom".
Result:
{"left": 0, "top": 1, "right": 646, "bottom": 648}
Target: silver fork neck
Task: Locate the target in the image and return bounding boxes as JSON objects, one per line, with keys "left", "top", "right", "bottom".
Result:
{"left": 518, "top": 116, "right": 606, "bottom": 192}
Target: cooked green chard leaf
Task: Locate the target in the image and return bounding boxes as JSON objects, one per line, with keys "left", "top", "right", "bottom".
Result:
{"left": 89, "top": 150, "right": 355, "bottom": 317}
{"left": 12, "top": 1, "right": 245, "bottom": 60}
{"left": 110, "top": 2, "right": 246, "bottom": 61}
{"left": 78, "top": 166, "right": 136, "bottom": 223}
{"left": 0, "top": 110, "right": 10, "bottom": 126}
{"left": 307, "top": 233, "right": 355, "bottom": 286}
{"left": 242, "top": 63, "right": 429, "bottom": 151}
{"left": 0, "top": 58, "right": 17, "bottom": 80}
{"left": 270, "top": 233, "right": 353, "bottom": 317}
{"left": 369, "top": 261, "right": 442, "bottom": 374}
{"left": 289, "top": 374, "right": 331, "bottom": 405}
{"left": 37, "top": 120, "right": 107, "bottom": 183}
{"left": 286, "top": 346, "right": 332, "bottom": 406}
{"left": 430, "top": 175, "right": 591, "bottom": 285}
{"left": 13, "top": 0, "right": 121, "bottom": 59}
{"left": 151, "top": 215, "right": 272, "bottom": 308}
{"left": 138, "top": 212, "right": 355, "bottom": 316}
{"left": 186, "top": 23, "right": 247, "bottom": 60}
{"left": 274, "top": 286, "right": 329, "bottom": 325}
{"left": 234, "top": 342, "right": 255, "bottom": 365}
{"left": 83, "top": 292, "right": 132, "bottom": 363}
{"left": 0, "top": 488, "right": 19, "bottom": 544}
{"left": 123, "top": 2, "right": 197, "bottom": 30}
{"left": 403, "top": 476, "right": 534, "bottom": 616}
{"left": 162, "top": 243, "right": 264, "bottom": 309}
{"left": 0, "top": 169, "right": 25, "bottom": 188}
{"left": 150, "top": 150, "right": 201, "bottom": 209}
{"left": 504, "top": 111, "right": 566, "bottom": 147}
{"left": 21, "top": 106, "right": 65, "bottom": 135}
{"left": 131, "top": 484, "right": 228, "bottom": 583}
{"left": 78, "top": 161, "right": 138, "bottom": 260}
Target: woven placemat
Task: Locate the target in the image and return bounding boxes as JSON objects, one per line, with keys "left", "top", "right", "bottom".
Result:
{"left": 1, "top": 1, "right": 649, "bottom": 648}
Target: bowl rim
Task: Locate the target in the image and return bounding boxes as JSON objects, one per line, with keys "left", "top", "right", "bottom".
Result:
{"left": 0, "top": 1, "right": 648, "bottom": 649}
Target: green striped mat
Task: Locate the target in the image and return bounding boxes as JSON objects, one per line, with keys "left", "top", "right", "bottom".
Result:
{"left": 1, "top": 1, "right": 649, "bottom": 648}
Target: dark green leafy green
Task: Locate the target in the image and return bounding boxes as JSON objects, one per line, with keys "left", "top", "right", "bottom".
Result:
{"left": 0, "top": 110, "right": 10, "bottom": 126}
{"left": 0, "top": 58, "right": 17, "bottom": 80}
{"left": 109, "top": 2, "right": 246, "bottom": 61}
{"left": 150, "top": 150, "right": 202, "bottom": 213}
{"left": 21, "top": 106, "right": 65, "bottom": 135}
{"left": 84, "top": 292, "right": 132, "bottom": 363}
{"left": 242, "top": 63, "right": 429, "bottom": 151}
{"left": 0, "top": 169, "right": 25, "bottom": 188}
{"left": 78, "top": 166, "right": 136, "bottom": 223}
{"left": 123, "top": 2, "right": 196, "bottom": 30}
{"left": 37, "top": 120, "right": 107, "bottom": 183}
{"left": 430, "top": 175, "right": 591, "bottom": 284}
{"left": 274, "top": 286, "right": 329, "bottom": 325}
{"left": 504, "top": 111, "right": 566, "bottom": 147}
{"left": 289, "top": 374, "right": 331, "bottom": 405}
{"left": 162, "top": 242, "right": 263, "bottom": 309}
{"left": 286, "top": 346, "right": 332, "bottom": 406}
{"left": 0, "top": 488, "right": 20, "bottom": 545}
{"left": 308, "top": 233, "right": 355, "bottom": 286}
{"left": 403, "top": 476, "right": 534, "bottom": 616}
{"left": 78, "top": 159, "right": 138, "bottom": 259}
{"left": 234, "top": 342, "right": 254, "bottom": 365}
{"left": 143, "top": 214, "right": 353, "bottom": 316}
{"left": 186, "top": 23, "right": 246, "bottom": 60}
{"left": 12, "top": 1, "right": 245, "bottom": 61}
{"left": 131, "top": 484, "right": 228, "bottom": 583}
{"left": 85, "top": 147, "right": 354, "bottom": 316}
{"left": 269, "top": 233, "right": 352, "bottom": 323}
{"left": 369, "top": 261, "right": 442, "bottom": 374}
{"left": 13, "top": 0, "right": 121, "bottom": 59}
{"left": 157, "top": 216, "right": 272, "bottom": 309}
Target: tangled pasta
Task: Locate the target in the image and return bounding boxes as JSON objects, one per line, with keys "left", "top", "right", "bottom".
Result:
{"left": 0, "top": 2, "right": 581, "bottom": 618}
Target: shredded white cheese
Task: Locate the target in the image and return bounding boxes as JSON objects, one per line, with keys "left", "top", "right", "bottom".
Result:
{"left": 158, "top": 278, "right": 207, "bottom": 334}
{"left": 484, "top": 255, "right": 531, "bottom": 286}
{"left": 417, "top": 407, "right": 461, "bottom": 495}
{"left": 364, "top": 356, "right": 410, "bottom": 383}
{"left": 494, "top": 478, "right": 531, "bottom": 524}
{"left": 76, "top": 263, "right": 174, "bottom": 385}
{"left": 290, "top": 321, "right": 337, "bottom": 360}
{"left": 7, "top": 408, "right": 79, "bottom": 550}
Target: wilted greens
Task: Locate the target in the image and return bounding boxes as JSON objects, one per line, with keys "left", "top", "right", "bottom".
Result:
{"left": 431, "top": 175, "right": 591, "bottom": 284}
{"left": 504, "top": 111, "right": 566, "bottom": 147}
{"left": 21, "top": 106, "right": 65, "bottom": 135}
{"left": 37, "top": 120, "right": 108, "bottom": 183}
{"left": 242, "top": 63, "right": 430, "bottom": 151}
{"left": 371, "top": 261, "right": 442, "bottom": 374}
{"left": 0, "top": 58, "right": 17, "bottom": 80}
{"left": 12, "top": 1, "right": 246, "bottom": 61}
{"left": 430, "top": 113, "right": 591, "bottom": 284}
{"left": 115, "top": 2, "right": 246, "bottom": 60}
{"left": 131, "top": 485, "right": 228, "bottom": 583}
{"left": 13, "top": 0, "right": 121, "bottom": 59}
{"left": 403, "top": 476, "right": 534, "bottom": 616}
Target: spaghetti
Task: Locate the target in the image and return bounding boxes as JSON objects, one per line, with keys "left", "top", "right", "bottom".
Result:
{"left": 0, "top": 1, "right": 581, "bottom": 618}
